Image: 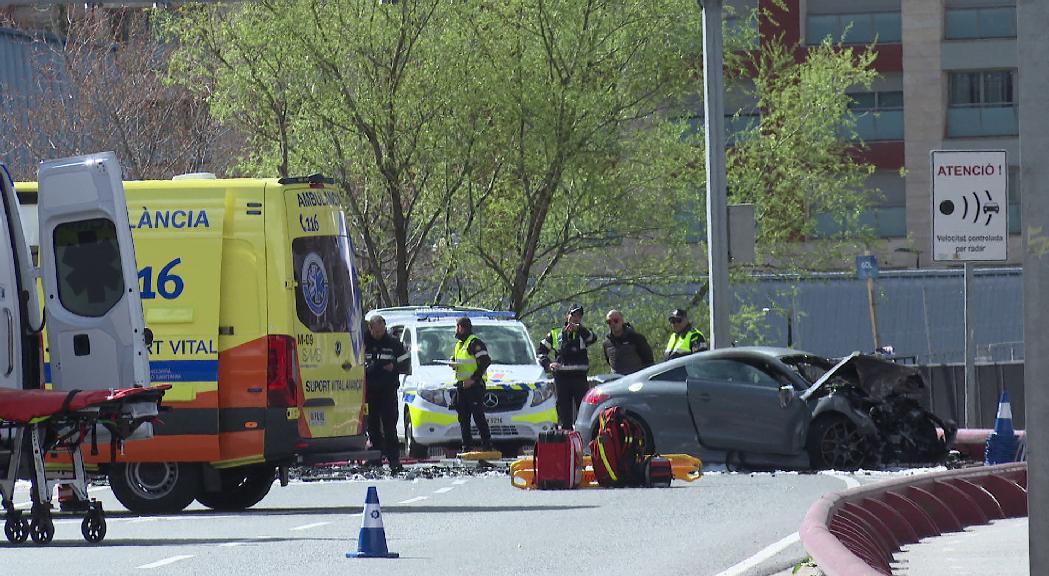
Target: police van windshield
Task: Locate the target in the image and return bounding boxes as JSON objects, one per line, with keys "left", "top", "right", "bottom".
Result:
{"left": 417, "top": 325, "right": 535, "bottom": 366}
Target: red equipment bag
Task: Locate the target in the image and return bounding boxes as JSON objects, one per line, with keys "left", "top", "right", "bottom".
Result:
{"left": 589, "top": 406, "right": 645, "bottom": 488}
{"left": 643, "top": 455, "right": 673, "bottom": 488}
{"left": 534, "top": 429, "right": 584, "bottom": 489}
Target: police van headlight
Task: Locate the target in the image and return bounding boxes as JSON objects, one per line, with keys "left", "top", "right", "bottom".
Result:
{"left": 419, "top": 388, "right": 449, "bottom": 407}
{"left": 530, "top": 382, "right": 555, "bottom": 407}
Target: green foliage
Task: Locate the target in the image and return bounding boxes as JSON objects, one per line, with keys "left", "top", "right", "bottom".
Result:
{"left": 727, "top": 36, "right": 880, "bottom": 272}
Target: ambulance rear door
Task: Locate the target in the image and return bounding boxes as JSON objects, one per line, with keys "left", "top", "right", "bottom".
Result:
{"left": 0, "top": 166, "right": 40, "bottom": 390}
{"left": 283, "top": 179, "right": 365, "bottom": 442}
{"left": 37, "top": 152, "right": 149, "bottom": 392}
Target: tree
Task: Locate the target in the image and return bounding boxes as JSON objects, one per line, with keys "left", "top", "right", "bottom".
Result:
{"left": 424, "top": 0, "right": 711, "bottom": 318}
{"left": 0, "top": 7, "right": 230, "bottom": 180}
{"left": 163, "top": 1, "right": 479, "bottom": 307}
{"left": 727, "top": 36, "right": 880, "bottom": 270}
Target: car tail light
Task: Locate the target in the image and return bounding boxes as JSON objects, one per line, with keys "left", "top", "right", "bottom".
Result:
{"left": 267, "top": 335, "right": 300, "bottom": 408}
{"left": 583, "top": 388, "right": 608, "bottom": 405}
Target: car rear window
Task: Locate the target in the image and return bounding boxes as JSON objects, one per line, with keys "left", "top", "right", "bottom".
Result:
{"left": 417, "top": 325, "right": 535, "bottom": 365}
{"left": 53, "top": 218, "right": 124, "bottom": 317}
{"left": 292, "top": 235, "right": 359, "bottom": 333}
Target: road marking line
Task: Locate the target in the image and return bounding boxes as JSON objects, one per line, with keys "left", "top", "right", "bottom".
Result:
{"left": 219, "top": 542, "right": 245, "bottom": 547}
{"left": 434, "top": 487, "right": 454, "bottom": 494}
{"left": 398, "top": 496, "right": 428, "bottom": 504}
{"left": 129, "top": 517, "right": 157, "bottom": 524}
{"left": 452, "top": 479, "right": 468, "bottom": 485}
{"left": 826, "top": 472, "right": 861, "bottom": 489}
{"left": 138, "top": 555, "right": 194, "bottom": 569}
{"left": 290, "top": 521, "right": 331, "bottom": 531}
{"left": 713, "top": 532, "right": 800, "bottom": 576}
{"left": 714, "top": 472, "right": 861, "bottom": 575}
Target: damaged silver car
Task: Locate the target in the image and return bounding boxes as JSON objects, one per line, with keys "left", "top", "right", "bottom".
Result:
{"left": 575, "top": 347, "right": 956, "bottom": 470}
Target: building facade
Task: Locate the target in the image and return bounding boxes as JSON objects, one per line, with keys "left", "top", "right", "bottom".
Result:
{"left": 756, "top": 0, "right": 1020, "bottom": 269}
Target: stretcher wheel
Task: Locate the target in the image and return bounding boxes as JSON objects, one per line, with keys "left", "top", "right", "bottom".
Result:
{"left": 29, "top": 517, "right": 54, "bottom": 544}
{"left": 81, "top": 514, "right": 106, "bottom": 543}
{"left": 4, "top": 516, "right": 28, "bottom": 543}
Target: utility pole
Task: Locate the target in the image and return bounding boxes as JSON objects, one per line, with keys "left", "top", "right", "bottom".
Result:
{"left": 700, "top": 0, "right": 730, "bottom": 349}
{"left": 1019, "top": 0, "right": 1049, "bottom": 572}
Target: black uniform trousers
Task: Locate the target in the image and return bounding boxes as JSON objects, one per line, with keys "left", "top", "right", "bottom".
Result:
{"left": 454, "top": 383, "right": 492, "bottom": 450}
{"left": 554, "top": 372, "right": 590, "bottom": 429}
{"left": 367, "top": 386, "right": 400, "bottom": 464}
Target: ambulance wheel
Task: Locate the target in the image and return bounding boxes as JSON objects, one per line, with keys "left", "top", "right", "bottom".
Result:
{"left": 29, "top": 517, "right": 53, "bottom": 544}
{"left": 195, "top": 464, "right": 276, "bottom": 511}
{"left": 404, "top": 410, "right": 428, "bottom": 459}
{"left": 4, "top": 516, "right": 28, "bottom": 543}
{"left": 110, "top": 462, "right": 201, "bottom": 514}
{"left": 81, "top": 513, "right": 106, "bottom": 543}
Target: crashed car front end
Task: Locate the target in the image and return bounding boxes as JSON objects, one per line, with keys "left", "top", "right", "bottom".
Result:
{"left": 798, "top": 353, "right": 957, "bottom": 467}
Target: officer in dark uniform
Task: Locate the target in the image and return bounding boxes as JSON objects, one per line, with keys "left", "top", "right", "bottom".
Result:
{"left": 665, "top": 308, "right": 707, "bottom": 361}
{"left": 537, "top": 304, "right": 597, "bottom": 429}
{"left": 451, "top": 317, "right": 493, "bottom": 453}
{"left": 364, "top": 315, "right": 410, "bottom": 471}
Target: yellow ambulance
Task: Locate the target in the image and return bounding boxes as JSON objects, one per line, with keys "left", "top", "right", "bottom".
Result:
{"left": 18, "top": 173, "right": 372, "bottom": 513}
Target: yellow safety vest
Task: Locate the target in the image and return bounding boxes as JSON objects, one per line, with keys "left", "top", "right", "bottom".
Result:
{"left": 666, "top": 328, "right": 704, "bottom": 357}
{"left": 453, "top": 334, "right": 487, "bottom": 382}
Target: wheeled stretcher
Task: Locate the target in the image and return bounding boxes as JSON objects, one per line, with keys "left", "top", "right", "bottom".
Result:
{"left": 0, "top": 385, "right": 169, "bottom": 545}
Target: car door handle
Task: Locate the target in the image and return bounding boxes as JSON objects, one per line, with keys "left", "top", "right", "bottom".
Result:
{"left": 341, "top": 361, "right": 354, "bottom": 371}
{"left": 4, "top": 308, "right": 11, "bottom": 376}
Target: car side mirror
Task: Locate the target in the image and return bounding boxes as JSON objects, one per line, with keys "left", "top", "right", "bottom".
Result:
{"left": 778, "top": 385, "right": 794, "bottom": 408}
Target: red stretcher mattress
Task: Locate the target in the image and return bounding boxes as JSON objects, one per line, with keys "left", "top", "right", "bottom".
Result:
{"left": 0, "top": 385, "right": 171, "bottom": 424}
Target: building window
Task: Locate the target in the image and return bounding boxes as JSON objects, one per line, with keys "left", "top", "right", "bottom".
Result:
{"left": 848, "top": 91, "right": 903, "bottom": 141}
{"left": 947, "top": 70, "right": 1018, "bottom": 137}
{"left": 945, "top": 7, "right": 1016, "bottom": 40}
{"left": 806, "top": 12, "right": 901, "bottom": 45}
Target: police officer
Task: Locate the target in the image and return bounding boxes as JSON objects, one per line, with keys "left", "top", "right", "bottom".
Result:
{"left": 451, "top": 317, "right": 493, "bottom": 453}
{"left": 665, "top": 308, "right": 707, "bottom": 361}
{"left": 364, "top": 315, "right": 410, "bottom": 471}
{"left": 537, "top": 304, "right": 597, "bottom": 429}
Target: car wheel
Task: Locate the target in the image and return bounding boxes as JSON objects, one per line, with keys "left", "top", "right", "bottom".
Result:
{"left": 807, "top": 415, "right": 868, "bottom": 470}
{"left": 404, "top": 409, "right": 427, "bottom": 459}
{"left": 110, "top": 462, "right": 200, "bottom": 514}
{"left": 196, "top": 464, "right": 276, "bottom": 511}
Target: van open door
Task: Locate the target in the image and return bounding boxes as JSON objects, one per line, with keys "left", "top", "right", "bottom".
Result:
{"left": 0, "top": 167, "right": 41, "bottom": 390}
{"left": 37, "top": 153, "right": 149, "bottom": 391}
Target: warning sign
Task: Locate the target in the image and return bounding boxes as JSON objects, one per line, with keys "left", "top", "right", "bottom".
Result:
{"left": 931, "top": 150, "right": 1008, "bottom": 262}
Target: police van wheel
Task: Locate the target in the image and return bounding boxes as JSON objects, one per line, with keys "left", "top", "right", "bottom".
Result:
{"left": 195, "top": 464, "right": 276, "bottom": 511}
{"left": 110, "top": 462, "right": 200, "bottom": 514}
{"left": 404, "top": 411, "right": 427, "bottom": 460}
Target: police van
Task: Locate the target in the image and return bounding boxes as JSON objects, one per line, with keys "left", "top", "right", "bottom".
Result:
{"left": 365, "top": 307, "right": 556, "bottom": 458}
{"left": 18, "top": 171, "right": 372, "bottom": 513}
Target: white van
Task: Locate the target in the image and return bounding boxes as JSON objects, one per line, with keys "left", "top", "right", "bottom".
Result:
{"left": 364, "top": 307, "right": 557, "bottom": 458}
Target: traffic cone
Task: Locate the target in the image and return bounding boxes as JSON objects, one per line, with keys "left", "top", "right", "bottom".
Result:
{"left": 346, "top": 486, "right": 399, "bottom": 558}
{"left": 985, "top": 391, "right": 1018, "bottom": 465}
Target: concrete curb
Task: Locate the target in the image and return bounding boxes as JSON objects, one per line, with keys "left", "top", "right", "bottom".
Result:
{"left": 951, "top": 428, "right": 1025, "bottom": 462}
{"left": 798, "top": 462, "right": 1027, "bottom": 576}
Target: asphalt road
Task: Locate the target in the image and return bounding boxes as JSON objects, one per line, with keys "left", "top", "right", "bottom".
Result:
{"left": 0, "top": 466, "right": 917, "bottom": 576}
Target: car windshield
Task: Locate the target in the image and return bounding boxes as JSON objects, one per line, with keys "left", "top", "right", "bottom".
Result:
{"left": 780, "top": 354, "right": 836, "bottom": 386}
{"left": 417, "top": 325, "right": 535, "bottom": 366}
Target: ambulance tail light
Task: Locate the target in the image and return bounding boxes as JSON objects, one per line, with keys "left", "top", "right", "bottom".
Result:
{"left": 267, "top": 335, "right": 300, "bottom": 408}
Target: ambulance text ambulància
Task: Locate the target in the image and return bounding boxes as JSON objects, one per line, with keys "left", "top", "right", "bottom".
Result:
{"left": 18, "top": 173, "right": 373, "bottom": 513}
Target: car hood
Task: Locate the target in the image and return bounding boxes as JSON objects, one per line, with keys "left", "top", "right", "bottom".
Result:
{"left": 801, "top": 352, "right": 925, "bottom": 401}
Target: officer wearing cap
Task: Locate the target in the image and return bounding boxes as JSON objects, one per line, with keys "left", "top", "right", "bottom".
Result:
{"left": 665, "top": 308, "right": 707, "bottom": 361}
{"left": 451, "top": 316, "right": 494, "bottom": 453}
{"left": 537, "top": 304, "right": 597, "bottom": 428}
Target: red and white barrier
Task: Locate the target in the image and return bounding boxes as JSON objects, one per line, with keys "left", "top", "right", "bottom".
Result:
{"left": 799, "top": 463, "right": 1027, "bottom": 576}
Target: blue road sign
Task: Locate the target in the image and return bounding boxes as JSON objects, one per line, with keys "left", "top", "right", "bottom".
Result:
{"left": 856, "top": 255, "right": 879, "bottom": 280}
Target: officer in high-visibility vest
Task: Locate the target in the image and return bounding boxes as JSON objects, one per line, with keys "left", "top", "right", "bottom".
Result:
{"left": 537, "top": 304, "right": 597, "bottom": 429}
{"left": 451, "top": 316, "right": 493, "bottom": 452}
{"left": 665, "top": 308, "right": 707, "bottom": 361}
